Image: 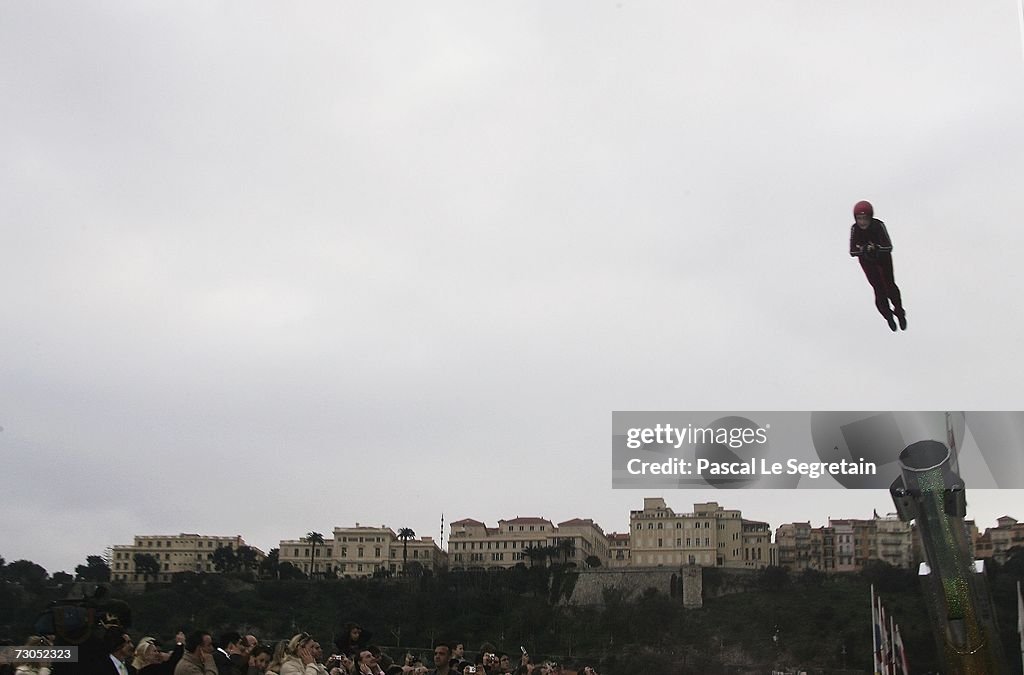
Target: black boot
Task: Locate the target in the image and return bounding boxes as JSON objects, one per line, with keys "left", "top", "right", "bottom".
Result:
{"left": 897, "top": 314, "right": 907, "bottom": 330}
{"left": 886, "top": 315, "right": 897, "bottom": 332}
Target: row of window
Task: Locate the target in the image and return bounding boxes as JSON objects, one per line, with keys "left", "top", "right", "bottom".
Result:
{"left": 132, "top": 540, "right": 232, "bottom": 549}
{"left": 635, "top": 521, "right": 714, "bottom": 530}
{"left": 450, "top": 540, "right": 545, "bottom": 550}
{"left": 452, "top": 552, "right": 526, "bottom": 562}
{"left": 286, "top": 547, "right": 428, "bottom": 560}
{"left": 115, "top": 552, "right": 218, "bottom": 561}
{"left": 651, "top": 537, "right": 712, "bottom": 548}
{"left": 115, "top": 562, "right": 174, "bottom": 571}
{"left": 336, "top": 536, "right": 386, "bottom": 543}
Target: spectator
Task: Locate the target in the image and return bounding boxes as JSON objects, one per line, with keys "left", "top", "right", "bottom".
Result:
{"left": 215, "top": 633, "right": 248, "bottom": 675}
{"left": 333, "top": 626, "right": 369, "bottom": 660}
{"left": 174, "top": 631, "right": 217, "bottom": 675}
{"left": 98, "top": 630, "right": 135, "bottom": 675}
{"left": 247, "top": 646, "right": 273, "bottom": 675}
{"left": 425, "top": 645, "right": 456, "bottom": 675}
{"left": 280, "top": 634, "right": 328, "bottom": 675}
{"left": 264, "top": 642, "right": 289, "bottom": 675}
{"left": 354, "top": 650, "right": 381, "bottom": 675}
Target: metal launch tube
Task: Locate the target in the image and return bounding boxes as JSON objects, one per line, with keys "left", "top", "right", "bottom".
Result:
{"left": 890, "top": 440, "right": 1006, "bottom": 674}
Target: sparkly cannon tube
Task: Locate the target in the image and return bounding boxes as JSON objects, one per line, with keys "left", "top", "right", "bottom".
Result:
{"left": 890, "top": 440, "right": 1006, "bottom": 674}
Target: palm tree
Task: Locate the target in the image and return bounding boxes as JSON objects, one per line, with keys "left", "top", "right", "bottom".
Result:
{"left": 524, "top": 545, "right": 546, "bottom": 568}
{"left": 397, "top": 528, "right": 415, "bottom": 575}
{"left": 557, "top": 538, "right": 575, "bottom": 564}
{"left": 543, "top": 545, "right": 560, "bottom": 567}
{"left": 304, "top": 531, "right": 325, "bottom": 578}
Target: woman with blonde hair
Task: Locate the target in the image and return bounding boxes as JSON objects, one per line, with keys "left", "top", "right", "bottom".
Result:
{"left": 132, "top": 638, "right": 162, "bottom": 671}
{"left": 265, "top": 640, "right": 289, "bottom": 675}
{"left": 279, "top": 634, "right": 329, "bottom": 675}
{"left": 133, "top": 636, "right": 184, "bottom": 675}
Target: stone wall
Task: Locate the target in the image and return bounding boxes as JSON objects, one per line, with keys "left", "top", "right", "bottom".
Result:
{"left": 563, "top": 565, "right": 763, "bottom": 607}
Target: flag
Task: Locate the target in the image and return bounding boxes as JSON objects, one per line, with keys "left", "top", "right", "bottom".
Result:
{"left": 893, "top": 623, "right": 910, "bottom": 675}
{"left": 1017, "top": 581, "right": 1023, "bottom": 663}
{"left": 878, "top": 597, "right": 890, "bottom": 675}
{"left": 871, "top": 585, "right": 881, "bottom": 675}
{"left": 1018, "top": 580, "right": 1023, "bottom": 637}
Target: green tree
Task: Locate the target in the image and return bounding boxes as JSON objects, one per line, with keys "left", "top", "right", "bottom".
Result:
{"left": 397, "top": 528, "right": 415, "bottom": 575}
{"left": 278, "top": 561, "right": 306, "bottom": 580}
{"left": 134, "top": 552, "right": 161, "bottom": 581}
{"left": 2, "top": 559, "right": 48, "bottom": 588}
{"left": 212, "top": 546, "right": 239, "bottom": 573}
{"left": 405, "top": 560, "right": 425, "bottom": 579}
{"left": 53, "top": 571, "right": 74, "bottom": 584}
{"left": 584, "top": 555, "right": 602, "bottom": 568}
{"left": 236, "top": 546, "right": 259, "bottom": 572}
{"left": 304, "top": 532, "right": 325, "bottom": 578}
{"left": 260, "top": 548, "right": 280, "bottom": 579}
{"left": 75, "top": 555, "right": 111, "bottom": 582}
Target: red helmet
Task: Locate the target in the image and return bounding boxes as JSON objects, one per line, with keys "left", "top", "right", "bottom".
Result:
{"left": 853, "top": 200, "right": 873, "bottom": 217}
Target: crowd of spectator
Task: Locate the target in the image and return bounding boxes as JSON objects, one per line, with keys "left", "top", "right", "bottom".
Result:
{"left": 0, "top": 626, "right": 600, "bottom": 675}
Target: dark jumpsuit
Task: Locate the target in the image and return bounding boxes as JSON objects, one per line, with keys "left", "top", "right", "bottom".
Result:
{"left": 849, "top": 218, "right": 904, "bottom": 321}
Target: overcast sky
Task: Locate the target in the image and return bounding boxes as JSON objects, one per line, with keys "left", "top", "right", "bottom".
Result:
{"left": 3, "top": 2, "right": 1024, "bottom": 575}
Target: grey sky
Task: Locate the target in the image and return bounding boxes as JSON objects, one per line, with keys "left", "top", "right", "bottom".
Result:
{"left": 3, "top": 2, "right": 1024, "bottom": 575}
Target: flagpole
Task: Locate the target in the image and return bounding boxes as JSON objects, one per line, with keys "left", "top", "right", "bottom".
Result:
{"left": 1017, "top": 580, "right": 1023, "bottom": 674}
{"left": 879, "top": 596, "right": 890, "bottom": 675}
{"left": 871, "top": 584, "right": 880, "bottom": 675}
{"left": 889, "top": 611, "right": 896, "bottom": 675}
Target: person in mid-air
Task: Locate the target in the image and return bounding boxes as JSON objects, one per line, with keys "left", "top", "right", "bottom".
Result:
{"left": 849, "top": 200, "right": 906, "bottom": 331}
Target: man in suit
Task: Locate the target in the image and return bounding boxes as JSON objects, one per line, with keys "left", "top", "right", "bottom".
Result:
{"left": 213, "top": 633, "right": 248, "bottom": 675}
{"left": 102, "top": 629, "right": 136, "bottom": 675}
